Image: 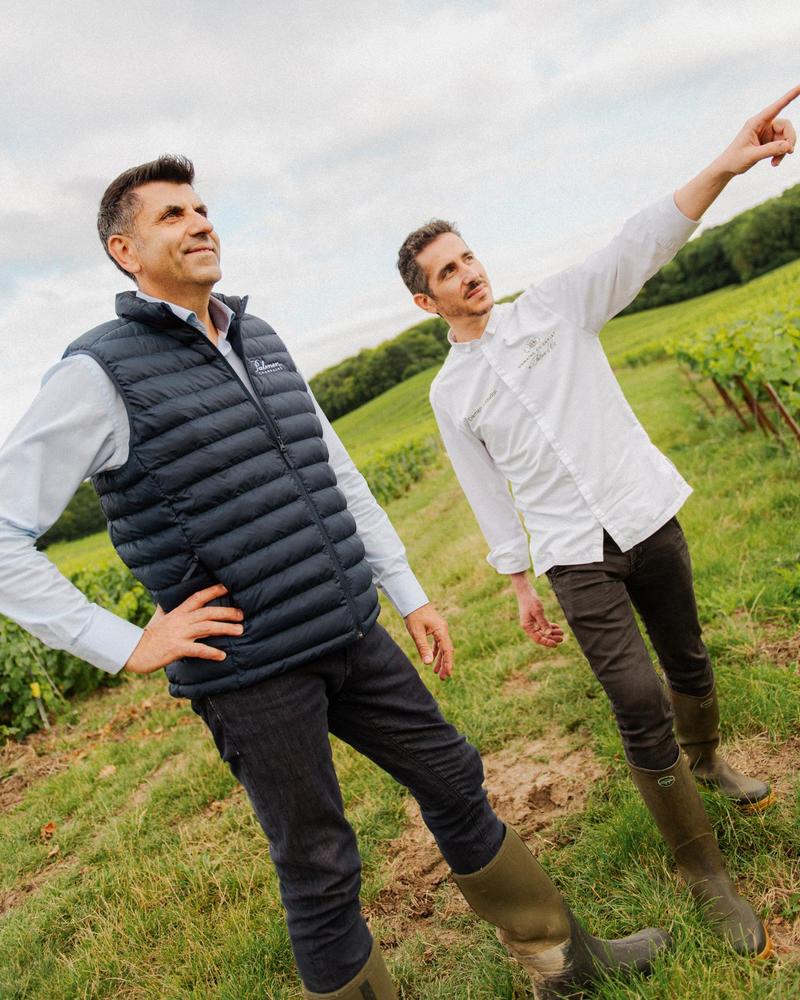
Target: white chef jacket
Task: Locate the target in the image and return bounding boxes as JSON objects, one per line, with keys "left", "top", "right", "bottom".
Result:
{"left": 430, "top": 194, "right": 700, "bottom": 577}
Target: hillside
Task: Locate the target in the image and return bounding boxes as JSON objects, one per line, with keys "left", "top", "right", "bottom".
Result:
{"left": 2, "top": 259, "right": 799, "bottom": 1000}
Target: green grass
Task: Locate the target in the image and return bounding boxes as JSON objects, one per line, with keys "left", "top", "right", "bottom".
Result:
{"left": 4, "top": 273, "right": 800, "bottom": 998}
{"left": 331, "top": 365, "right": 440, "bottom": 466}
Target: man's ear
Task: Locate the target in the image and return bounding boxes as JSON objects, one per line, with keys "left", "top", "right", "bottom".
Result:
{"left": 107, "top": 234, "right": 141, "bottom": 278}
{"left": 413, "top": 291, "right": 440, "bottom": 317}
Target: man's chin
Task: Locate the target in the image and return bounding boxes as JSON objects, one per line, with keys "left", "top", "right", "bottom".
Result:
{"left": 192, "top": 264, "right": 222, "bottom": 285}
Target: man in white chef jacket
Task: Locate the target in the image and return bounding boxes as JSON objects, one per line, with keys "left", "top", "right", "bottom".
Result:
{"left": 397, "top": 86, "right": 799, "bottom": 959}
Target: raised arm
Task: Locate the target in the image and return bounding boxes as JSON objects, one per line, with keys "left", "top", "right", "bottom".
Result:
{"left": 535, "top": 85, "right": 798, "bottom": 335}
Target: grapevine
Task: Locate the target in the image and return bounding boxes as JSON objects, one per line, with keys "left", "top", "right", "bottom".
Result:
{"left": 669, "top": 267, "right": 800, "bottom": 444}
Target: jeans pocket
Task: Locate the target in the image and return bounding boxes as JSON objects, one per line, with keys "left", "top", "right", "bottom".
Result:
{"left": 196, "top": 696, "right": 241, "bottom": 765}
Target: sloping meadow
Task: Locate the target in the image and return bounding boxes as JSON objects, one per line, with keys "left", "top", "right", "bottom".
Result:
{"left": 1, "top": 275, "right": 799, "bottom": 998}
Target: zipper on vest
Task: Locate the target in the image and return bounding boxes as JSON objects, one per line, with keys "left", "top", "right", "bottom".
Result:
{"left": 210, "top": 346, "right": 364, "bottom": 640}
{"left": 180, "top": 554, "right": 201, "bottom": 582}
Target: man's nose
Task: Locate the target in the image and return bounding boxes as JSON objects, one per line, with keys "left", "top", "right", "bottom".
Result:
{"left": 190, "top": 212, "right": 214, "bottom": 235}
{"left": 462, "top": 264, "right": 480, "bottom": 284}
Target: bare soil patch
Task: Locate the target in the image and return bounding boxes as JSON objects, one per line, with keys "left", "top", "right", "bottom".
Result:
{"left": 501, "top": 656, "right": 570, "bottom": 697}
{"left": 501, "top": 670, "right": 542, "bottom": 697}
{"left": 0, "top": 694, "right": 197, "bottom": 814}
{"left": 723, "top": 733, "right": 800, "bottom": 801}
{"left": 761, "top": 870, "right": 800, "bottom": 961}
{"left": 0, "top": 858, "right": 76, "bottom": 918}
{"left": 0, "top": 741, "right": 71, "bottom": 813}
{"left": 128, "top": 751, "right": 193, "bottom": 809}
{"left": 757, "top": 630, "right": 800, "bottom": 671}
{"left": 728, "top": 733, "right": 800, "bottom": 960}
{"left": 729, "top": 612, "right": 800, "bottom": 671}
{"left": 769, "top": 915, "right": 800, "bottom": 962}
{"left": 365, "top": 734, "right": 605, "bottom": 947}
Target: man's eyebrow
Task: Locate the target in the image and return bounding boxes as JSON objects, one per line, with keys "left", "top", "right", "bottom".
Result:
{"left": 157, "top": 204, "right": 185, "bottom": 220}
{"left": 436, "top": 249, "right": 471, "bottom": 282}
{"left": 436, "top": 259, "right": 457, "bottom": 281}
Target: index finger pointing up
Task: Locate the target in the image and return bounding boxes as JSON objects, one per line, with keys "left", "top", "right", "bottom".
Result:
{"left": 755, "top": 83, "right": 800, "bottom": 125}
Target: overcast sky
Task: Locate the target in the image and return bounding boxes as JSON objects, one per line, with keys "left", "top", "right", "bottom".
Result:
{"left": 2, "top": 0, "right": 800, "bottom": 443}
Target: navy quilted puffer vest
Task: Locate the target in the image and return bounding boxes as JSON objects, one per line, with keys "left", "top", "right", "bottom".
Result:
{"left": 64, "top": 291, "right": 380, "bottom": 698}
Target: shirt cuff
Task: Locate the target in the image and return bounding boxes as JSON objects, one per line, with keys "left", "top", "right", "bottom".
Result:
{"left": 656, "top": 193, "right": 702, "bottom": 250}
{"left": 70, "top": 604, "right": 143, "bottom": 675}
{"left": 486, "top": 540, "right": 532, "bottom": 575}
{"left": 378, "top": 569, "right": 429, "bottom": 618}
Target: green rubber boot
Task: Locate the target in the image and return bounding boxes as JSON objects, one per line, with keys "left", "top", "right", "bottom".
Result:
{"left": 302, "top": 941, "right": 397, "bottom": 1000}
{"left": 670, "top": 685, "right": 775, "bottom": 812}
{"left": 629, "top": 753, "right": 771, "bottom": 958}
{"left": 453, "top": 827, "right": 672, "bottom": 999}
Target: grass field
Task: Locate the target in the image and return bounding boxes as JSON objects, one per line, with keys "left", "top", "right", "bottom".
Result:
{"left": 3, "top": 264, "right": 800, "bottom": 999}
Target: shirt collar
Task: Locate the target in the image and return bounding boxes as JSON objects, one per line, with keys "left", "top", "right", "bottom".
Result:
{"left": 135, "top": 291, "right": 235, "bottom": 342}
{"left": 447, "top": 306, "right": 499, "bottom": 352}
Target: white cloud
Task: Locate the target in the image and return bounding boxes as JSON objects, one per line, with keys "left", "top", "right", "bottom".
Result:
{"left": 2, "top": 0, "right": 800, "bottom": 442}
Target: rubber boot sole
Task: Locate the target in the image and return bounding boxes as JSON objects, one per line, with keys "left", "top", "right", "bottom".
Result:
{"left": 754, "top": 927, "right": 773, "bottom": 961}
{"left": 695, "top": 778, "right": 777, "bottom": 813}
{"left": 738, "top": 788, "right": 777, "bottom": 814}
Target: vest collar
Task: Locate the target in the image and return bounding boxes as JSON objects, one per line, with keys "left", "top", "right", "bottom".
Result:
{"left": 115, "top": 290, "right": 250, "bottom": 341}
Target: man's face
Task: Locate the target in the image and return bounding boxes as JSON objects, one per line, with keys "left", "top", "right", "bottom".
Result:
{"left": 111, "top": 181, "right": 221, "bottom": 296}
{"left": 414, "top": 232, "right": 493, "bottom": 321}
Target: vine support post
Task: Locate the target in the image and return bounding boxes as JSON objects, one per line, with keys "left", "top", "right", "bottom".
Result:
{"left": 680, "top": 364, "right": 717, "bottom": 417}
{"left": 763, "top": 381, "right": 800, "bottom": 446}
{"left": 711, "top": 378, "right": 751, "bottom": 431}
{"left": 735, "top": 376, "right": 779, "bottom": 439}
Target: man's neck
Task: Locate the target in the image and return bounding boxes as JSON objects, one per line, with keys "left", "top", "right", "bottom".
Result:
{"left": 449, "top": 310, "right": 492, "bottom": 343}
{"left": 137, "top": 282, "right": 217, "bottom": 344}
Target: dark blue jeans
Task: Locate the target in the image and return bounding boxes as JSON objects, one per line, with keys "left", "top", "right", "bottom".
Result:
{"left": 191, "top": 622, "right": 504, "bottom": 993}
{"left": 547, "top": 517, "right": 714, "bottom": 771}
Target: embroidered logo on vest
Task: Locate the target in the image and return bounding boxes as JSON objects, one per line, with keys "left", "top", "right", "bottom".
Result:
{"left": 251, "top": 358, "right": 287, "bottom": 376}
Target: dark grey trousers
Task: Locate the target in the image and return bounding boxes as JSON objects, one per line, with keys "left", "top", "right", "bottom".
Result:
{"left": 191, "top": 622, "right": 504, "bottom": 993}
{"left": 546, "top": 517, "right": 714, "bottom": 771}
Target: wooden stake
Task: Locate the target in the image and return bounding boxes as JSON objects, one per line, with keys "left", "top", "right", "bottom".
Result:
{"left": 680, "top": 365, "right": 717, "bottom": 416}
{"left": 735, "top": 377, "right": 779, "bottom": 438}
{"left": 711, "top": 378, "right": 751, "bottom": 430}
{"left": 763, "top": 382, "right": 800, "bottom": 446}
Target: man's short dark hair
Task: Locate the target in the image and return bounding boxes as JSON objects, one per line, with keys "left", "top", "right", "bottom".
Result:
{"left": 97, "top": 154, "right": 195, "bottom": 280}
{"left": 397, "top": 219, "right": 461, "bottom": 296}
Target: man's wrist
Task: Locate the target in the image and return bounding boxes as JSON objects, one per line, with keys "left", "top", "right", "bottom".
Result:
{"left": 509, "top": 570, "right": 537, "bottom": 598}
{"left": 706, "top": 154, "right": 737, "bottom": 185}
{"left": 675, "top": 160, "right": 734, "bottom": 222}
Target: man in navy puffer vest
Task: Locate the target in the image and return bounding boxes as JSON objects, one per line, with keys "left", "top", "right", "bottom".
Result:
{"left": 0, "top": 155, "right": 672, "bottom": 999}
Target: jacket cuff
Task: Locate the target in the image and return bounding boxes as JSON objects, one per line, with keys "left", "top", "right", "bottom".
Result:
{"left": 486, "top": 542, "right": 531, "bottom": 575}
{"left": 657, "top": 193, "right": 702, "bottom": 250}
{"left": 70, "top": 604, "right": 143, "bottom": 675}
